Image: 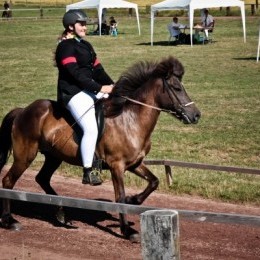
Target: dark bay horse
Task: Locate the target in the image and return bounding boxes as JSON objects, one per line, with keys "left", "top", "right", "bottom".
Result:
{"left": 0, "top": 56, "right": 200, "bottom": 242}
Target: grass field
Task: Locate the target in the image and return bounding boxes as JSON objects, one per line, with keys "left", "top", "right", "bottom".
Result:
{"left": 0, "top": 12, "right": 259, "bottom": 205}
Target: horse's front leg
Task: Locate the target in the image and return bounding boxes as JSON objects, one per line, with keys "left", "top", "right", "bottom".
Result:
{"left": 125, "top": 162, "right": 159, "bottom": 205}
{"left": 110, "top": 165, "right": 140, "bottom": 243}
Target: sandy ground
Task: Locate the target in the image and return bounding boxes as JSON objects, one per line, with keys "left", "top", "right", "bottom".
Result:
{"left": 0, "top": 167, "right": 259, "bottom": 260}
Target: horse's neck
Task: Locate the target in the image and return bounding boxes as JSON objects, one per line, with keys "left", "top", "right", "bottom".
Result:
{"left": 128, "top": 87, "right": 161, "bottom": 131}
{"left": 122, "top": 101, "right": 160, "bottom": 137}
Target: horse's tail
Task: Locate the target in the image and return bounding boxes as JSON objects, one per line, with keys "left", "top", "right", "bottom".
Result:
{"left": 0, "top": 108, "right": 23, "bottom": 173}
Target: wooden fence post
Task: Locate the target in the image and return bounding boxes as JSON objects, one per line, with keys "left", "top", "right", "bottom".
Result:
{"left": 165, "top": 165, "right": 173, "bottom": 186}
{"left": 140, "top": 210, "right": 180, "bottom": 260}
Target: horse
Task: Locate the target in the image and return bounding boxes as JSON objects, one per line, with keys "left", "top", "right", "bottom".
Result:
{"left": 0, "top": 56, "right": 200, "bottom": 242}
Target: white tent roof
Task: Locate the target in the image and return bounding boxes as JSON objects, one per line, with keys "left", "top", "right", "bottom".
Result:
{"left": 66, "top": 0, "right": 140, "bottom": 36}
{"left": 151, "top": 0, "right": 246, "bottom": 46}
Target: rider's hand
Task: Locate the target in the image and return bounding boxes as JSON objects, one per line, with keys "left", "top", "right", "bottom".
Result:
{"left": 100, "top": 84, "right": 114, "bottom": 94}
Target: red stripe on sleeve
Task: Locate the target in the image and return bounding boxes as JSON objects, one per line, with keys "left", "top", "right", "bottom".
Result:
{"left": 61, "top": 57, "right": 77, "bottom": 65}
{"left": 93, "top": 58, "right": 100, "bottom": 67}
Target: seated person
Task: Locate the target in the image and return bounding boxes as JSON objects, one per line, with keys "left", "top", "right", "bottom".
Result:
{"left": 200, "top": 9, "right": 214, "bottom": 39}
{"left": 109, "top": 16, "right": 118, "bottom": 36}
{"left": 194, "top": 9, "right": 214, "bottom": 41}
{"left": 169, "top": 16, "right": 186, "bottom": 43}
{"left": 94, "top": 13, "right": 110, "bottom": 35}
{"left": 201, "top": 9, "right": 214, "bottom": 28}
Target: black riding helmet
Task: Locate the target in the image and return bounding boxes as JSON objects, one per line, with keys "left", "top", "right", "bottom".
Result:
{"left": 63, "top": 9, "right": 88, "bottom": 29}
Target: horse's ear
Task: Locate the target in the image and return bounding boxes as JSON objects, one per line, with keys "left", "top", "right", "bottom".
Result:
{"left": 154, "top": 56, "right": 184, "bottom": 79}
{"left": 172, "top": 59, "right": 185, "bottom": 78}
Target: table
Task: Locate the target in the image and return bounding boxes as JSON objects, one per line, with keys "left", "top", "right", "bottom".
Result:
{"left": 180, "top": 25, "right": 214, "bottom": 44}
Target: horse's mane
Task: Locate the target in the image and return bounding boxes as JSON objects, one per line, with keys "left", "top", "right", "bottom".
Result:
{"left": 104, "top": 56, "right": 184, "bottom": 117}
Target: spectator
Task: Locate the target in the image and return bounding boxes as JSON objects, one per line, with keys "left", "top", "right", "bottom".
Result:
{"left": 201, "top": 9, "right": 214, "bottom": 39}
{"left": 94, "top": 9, "right": 110, "bottom": 35}
{"left": 2, "top": 1, "right": 11, "bottom": 18}
{"left": 170, "top": 16, "right": 187, "bottom": 43}
{"left": 3, "top": 1, "right": 9, "bottom": 10}
{"left": 201, "top": 9, "right": 214, "bottom": 28}
{"left": 109, "top": 16, "right": 117, "bottom": 36}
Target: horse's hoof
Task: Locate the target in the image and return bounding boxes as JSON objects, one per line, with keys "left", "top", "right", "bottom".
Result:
{"left": 129, "top": 233, "right": 140, "bottom": 243}
{"left": 56, "top": 208, "right": 66, "bottom": 224}
{"left": 55, "top": 208, "right": 73, "bottom": 227}
{"left": 0, "top": 216, "right": 22, "bottom": 231}
{"left": 124, "top": 227, "right": 140, "bottom": 243}
{"left": 10, "top": 222, "right": 22, "bottom": 231}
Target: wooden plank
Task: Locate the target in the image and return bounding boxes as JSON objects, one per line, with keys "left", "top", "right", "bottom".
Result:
{"left": 178, "top": 209, "right": 260, "bottom": 227}
{"left": 0, "top": 188, "right": 260, "bottom": 227}
{"left": 144, "top": 160, "right": 260, "bottom": 175}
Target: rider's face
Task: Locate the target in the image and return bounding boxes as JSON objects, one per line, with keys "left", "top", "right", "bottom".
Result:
{"left": 74, "top": 21, "right": 87, "bottom": 38}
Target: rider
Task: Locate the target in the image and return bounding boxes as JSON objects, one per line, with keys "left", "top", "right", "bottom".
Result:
{"left": 55, "top": 9, "right": 114, "bottom": 185}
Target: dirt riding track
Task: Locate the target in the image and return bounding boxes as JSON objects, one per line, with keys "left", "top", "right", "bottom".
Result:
{"left": 0, "top": 167, "right": 259, "bottom": 260}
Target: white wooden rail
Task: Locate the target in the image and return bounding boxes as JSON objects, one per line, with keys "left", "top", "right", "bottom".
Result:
{"left": 0, "top": 188, "right": 259, "bottom": 227}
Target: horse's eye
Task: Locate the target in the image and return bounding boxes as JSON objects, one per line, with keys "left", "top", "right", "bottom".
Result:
{"left": 173, "top": 84, "right": 182, "bottom": 91}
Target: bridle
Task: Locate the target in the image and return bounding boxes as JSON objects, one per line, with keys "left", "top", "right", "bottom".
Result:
{"left": 121, "top": 76, "right": 194, "bottom": 117}
{"left": 163, "top": 77, "right": 193, "bottom": 105}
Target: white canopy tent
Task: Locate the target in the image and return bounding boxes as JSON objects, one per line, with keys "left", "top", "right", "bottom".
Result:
{"left": 66, "top": 0, "right": 141, "bottom": 36}
{"left": 150, "top": 0, "right": 246, "bottom": 46}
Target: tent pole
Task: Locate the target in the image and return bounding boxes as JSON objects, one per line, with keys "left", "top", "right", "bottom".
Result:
{"left": 151, "top": 11, "right": 154, "bottom": 46}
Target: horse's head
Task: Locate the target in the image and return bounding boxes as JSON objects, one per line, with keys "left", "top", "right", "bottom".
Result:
{"left": 155, "top": 56, "right": 201, "bottom": 124}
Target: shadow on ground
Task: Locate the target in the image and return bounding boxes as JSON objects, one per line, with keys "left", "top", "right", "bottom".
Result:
{"left": 0, "top": 199, "right": 135, "bottom": 239}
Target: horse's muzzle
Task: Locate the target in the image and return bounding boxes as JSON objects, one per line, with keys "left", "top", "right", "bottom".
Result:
{"left": 179, "top": 109, "right": 201, "bottom": 124}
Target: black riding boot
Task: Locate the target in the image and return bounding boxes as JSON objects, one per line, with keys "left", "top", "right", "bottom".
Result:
{"left": 82, "top": 167, "right": 102, "bottom": 185}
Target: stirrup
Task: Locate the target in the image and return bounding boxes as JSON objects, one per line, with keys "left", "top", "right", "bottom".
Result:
{"left": 88, "top": 169, "right": 102, "bottom": 186}
{"left": 82, "top": 168, "right": 102, "bottom": 185}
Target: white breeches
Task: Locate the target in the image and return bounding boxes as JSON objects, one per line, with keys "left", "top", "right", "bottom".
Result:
{"left": 66, "top": 91, "right": 107, "bottom": 168}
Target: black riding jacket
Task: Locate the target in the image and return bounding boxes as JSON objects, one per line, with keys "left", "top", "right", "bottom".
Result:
{"left": 55, "top": 37, "right": 114, "bottom": 106}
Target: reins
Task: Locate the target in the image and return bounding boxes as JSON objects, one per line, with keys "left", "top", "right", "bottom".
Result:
{"left": 120, "top": 77, "right": 194, "bottom": 115}
{"left": 120, "top": 95, "right": 177, "bottom": 115}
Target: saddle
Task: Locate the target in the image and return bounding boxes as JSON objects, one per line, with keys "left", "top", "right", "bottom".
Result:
{"left": 52, "top": 100, "right": 105, "bottom": 144}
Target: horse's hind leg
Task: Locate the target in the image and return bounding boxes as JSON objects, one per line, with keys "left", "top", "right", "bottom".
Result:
{"left": 35, "top": 154, "right": 69, "bottom": 225}
{"left": 1, "top": 141, "right": 38, "bottom": 230}
{"left": 1, "top": 160, "right": 35, "bottom": 230}
{"left": 35, "top": 153, "right": 62, "bottom": 195}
